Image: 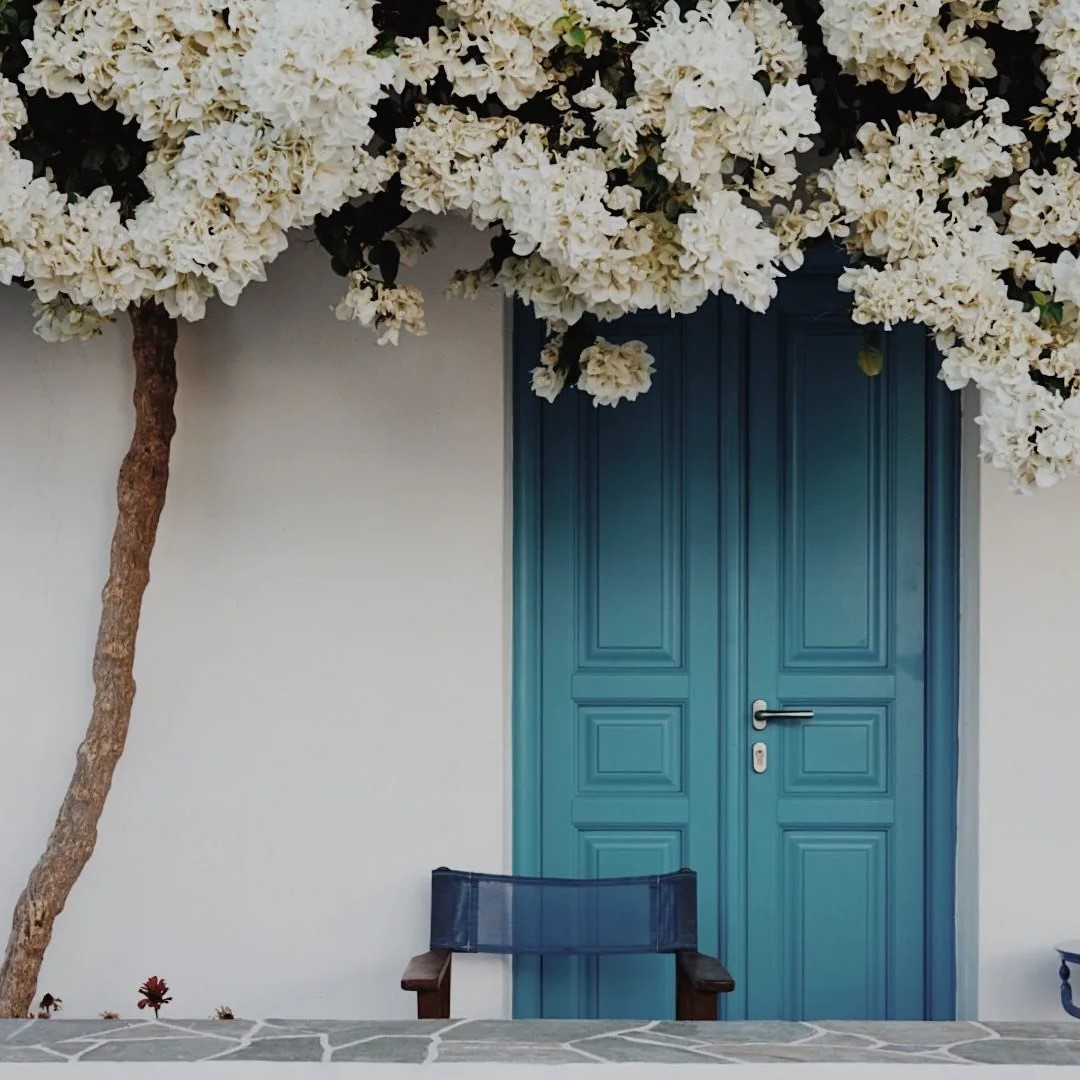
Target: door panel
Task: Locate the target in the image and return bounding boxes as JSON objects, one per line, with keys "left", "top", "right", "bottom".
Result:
{"left": 538, "top": 309, "right": 721, "bottom": 1019}
{"left": 529, "top": 262, "right": 940, "bottom": 1020}
{"left": 745, "top": 272, "right": 927, "bottom": 1019}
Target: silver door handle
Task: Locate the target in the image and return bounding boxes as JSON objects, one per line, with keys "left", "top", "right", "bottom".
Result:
{"left": 752, "top": 698, "right": 815, "bottom": 731}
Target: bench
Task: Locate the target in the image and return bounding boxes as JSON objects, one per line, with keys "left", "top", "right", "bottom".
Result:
{"left": 401, "top": 867, "right": 735, "bottom": 1020}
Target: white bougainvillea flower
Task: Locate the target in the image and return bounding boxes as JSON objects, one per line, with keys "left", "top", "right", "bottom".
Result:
{"left": 7, "top": 0, "right": 394, "bottom": 323}
{"left": 4, "top": 0, "right": 1080, "bottom": 485}
{"left": 577, "top": 338, "right": 655, "bottom": 407}
{"left": 530, "top": 335, "right": 569, "bottom": 403}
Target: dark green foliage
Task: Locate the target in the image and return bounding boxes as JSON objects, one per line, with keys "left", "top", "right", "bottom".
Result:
{"left": 314, "top": 176, "right": 412, "bottom": 280}
{"left": 0, "top": 0, "right": 150, "bottom": 215}
{"left": 557, "top": 314, "right": 601, "bottom": 386}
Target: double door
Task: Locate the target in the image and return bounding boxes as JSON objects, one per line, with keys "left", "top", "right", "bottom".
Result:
{"left": 524, "top": 259, "right": 951, "bottom": 1019}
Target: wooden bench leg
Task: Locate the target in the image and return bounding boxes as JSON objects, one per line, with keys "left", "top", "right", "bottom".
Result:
{"left": 674, "top": 950, "right": 734, "bottom": 1021}
{"left": 676, "top": 964, "right": 718, "bottom": 1020}
{"left": 416, "top": 961, "right": 451, "bottom": 1020}
{"left": 403, "top": 950, "right": 452, "bottom": 1019}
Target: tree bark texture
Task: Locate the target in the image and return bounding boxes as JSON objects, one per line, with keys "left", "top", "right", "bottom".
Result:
{"left": 0, "top": 303, "right": 179, "bottom": 1018}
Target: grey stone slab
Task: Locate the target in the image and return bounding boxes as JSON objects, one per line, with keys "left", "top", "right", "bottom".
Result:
{"left": 708, "top": 1043, "right": 936, "bottom": 1064}
{"left": 56, "top": 1021, "right": 196, "bottom": 1042}
{"left": 982, "top": 1021, "right": 1080, "bottom": 1040}
{"left": 4, "top": 1020, "right": 149, "bottom": 1045}
{"left": 878, "top": 1044, "right": 954, "bottom": 1054}
{"left": 216, "top": 1036, "right": 324, "bottom": 1061}
{"left": 806, "top": 1031, "right": 880, "bottom": 1047}
{"left": 4, "top": 1016, "right": 1078, "bottom": 1064}
{"left": 0, "top": 1046, "right": 68, "bottom": 1062}
{"left": 79, "top": 1037, "right": 226, "bottom": 1062}
{"left": 611, "top": 1030, "right": 711, "bottom": 1047}
{"left": 332, "top": 1036, "right": 432, "bottom": 1063}
{"left": 52, "top": 1026, "right": 246, "bottom": 1056}
{"left": 325, "top": 1020, "right": 450, "bottom": 1047}
{"left": 581, "top": 1036, "right": 722, "bottom": 1063}
{"left": 818, "top": 1020, "right": 983, "bottom": 1045}
{"left": 653, "top": 1020, "right": 814, "bottom": 1043}
{"left": 163, "top": 1019, "right": 258, "bottom": 1039}
{"left": 435, "top": 1042, "right": 596, "bottom": 1064}
{"left": 951, "top": 1038, "right": 1080, "bottom": 1065}
{"left": 258, "top": 1020, "right": 342, "bottom": 1034}
{"left": 443, "top": 1019, "right": 631, "bottom": 1043}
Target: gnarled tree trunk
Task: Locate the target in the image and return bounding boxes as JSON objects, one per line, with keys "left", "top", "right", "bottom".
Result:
{"left": 0, "top": 303, "right": 179, "bottom": 1018}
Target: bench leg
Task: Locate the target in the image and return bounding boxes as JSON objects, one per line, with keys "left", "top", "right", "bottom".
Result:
{"left": 675, "top": 964, "right": 718, "bottom": 1021}
{"left": 1061, "top": 961, "right": 1080, "bottom": 1019}
{"left": 416, "top": 957, "right": 452, "bottom": 1019}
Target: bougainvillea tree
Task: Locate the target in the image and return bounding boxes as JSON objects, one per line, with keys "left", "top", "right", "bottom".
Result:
{"left": 0, "top": 0, "right": 396, "bottom": 1017}
{"left": 2, "top": 0, "right": 1080, "bottom": 1016}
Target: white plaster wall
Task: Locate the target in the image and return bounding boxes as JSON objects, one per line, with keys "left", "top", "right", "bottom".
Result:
{"left": 976, "top": 460, "right": 1080, "bottom": 1019}
{"left": 5, "top": 225, "right": 1080, "bottom": 1023}
{"left": 0, "top": 218, "right": 511, "bottom": 1021}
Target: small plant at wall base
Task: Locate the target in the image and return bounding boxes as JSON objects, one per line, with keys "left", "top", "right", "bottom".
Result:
{"left": 2, "top": 0, "right": 1080, "bottom": 1017}
{"left": 30, "top": 993, "right": 59, "bottom": 1019}
{"left": 137, "top": 977, "right": 172, "bottom": 1021}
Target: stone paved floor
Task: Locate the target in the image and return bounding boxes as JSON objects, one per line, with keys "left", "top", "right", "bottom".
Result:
{"left": 2, "top": 1019, "right": 1080, "bottom": 1065}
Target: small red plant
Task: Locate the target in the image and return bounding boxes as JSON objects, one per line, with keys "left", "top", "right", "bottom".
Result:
{"left": 137, "top": 976, "right": 173, "bottom": 1019}
{"left": 214, "top": 1005, "right": 235, "bottom": 1020}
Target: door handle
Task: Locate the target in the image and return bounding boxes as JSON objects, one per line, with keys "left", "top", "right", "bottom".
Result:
{"left": 752, "top": 699, "right": 815, "bottom": 731}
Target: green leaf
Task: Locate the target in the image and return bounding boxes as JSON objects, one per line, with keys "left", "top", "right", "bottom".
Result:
{"left": 1042, "top": 301, "right": 1064, "bottom": 325}
{"left": 345, "top": 229, "right": 368, "bottom": 267}
{"left": 754, "top": 71, "right": 772, "bottom": 93}
{"left": 369, "top": 34, "right": 397, "bottom": 58}
{"left": 369, "top": 239, "right": 401, "bottom": 286}
{"left": 857, "top": 346, "right": 884, "bottom": 377}
{"left": 663, "top": 197, "right": 686, "bottom": 224}
{"left": 567, "top": 25, "right": 588, "bottom": 47}
{"left": 939, "top": 157, "right": 959, "bottom": 177}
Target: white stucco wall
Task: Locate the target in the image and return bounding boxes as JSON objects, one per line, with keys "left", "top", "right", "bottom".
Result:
{"left": 975, "top": 463, "right": 1080, "bottom": 1020}
{"left": 2, "top": 226, "right": 1080, "bottom": 1022}
{"left": 0, "top": 219, "right": 511, "bottom": 1020}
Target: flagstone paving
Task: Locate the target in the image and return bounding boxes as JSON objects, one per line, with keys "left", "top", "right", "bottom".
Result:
{"left": 2, "top": 1018, "right": 1080, "bottom": 1064}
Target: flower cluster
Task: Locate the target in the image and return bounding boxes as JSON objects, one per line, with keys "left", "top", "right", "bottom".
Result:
{"left": 399, "top": 0, "right": 636, "bottom": 110}
{"left": 2, "top": 0, "right": 394, "bottom": 330}
{"left": 798, "top": 80, "right": 1080, "bottom": 485}
{"left": 395, "top": 0, "right": 816, "bottom": 404}
{"left": 335, "top": 270, "right": 426, "bottom": 345}
{"left": 531, "top": 333, "right": 654, "bottom": 406}
{"left": 818, "top": 0, "right": 995, "bottom": 99}
{"left": 4, "top": 1, "right": 1080, "bottom": 483}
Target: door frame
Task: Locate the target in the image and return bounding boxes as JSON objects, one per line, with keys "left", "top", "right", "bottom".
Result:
{"left": 510, "top": 268, "right": 961, "bottom": 1020}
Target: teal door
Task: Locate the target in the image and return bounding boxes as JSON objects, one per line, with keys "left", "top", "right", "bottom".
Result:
{"left": 514, "top": 256, "right": 957, "bottom": 1021}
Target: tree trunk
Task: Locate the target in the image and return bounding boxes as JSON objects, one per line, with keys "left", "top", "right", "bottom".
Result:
{"left": 0, "top": 303, "right": 179, "bottom": 1018}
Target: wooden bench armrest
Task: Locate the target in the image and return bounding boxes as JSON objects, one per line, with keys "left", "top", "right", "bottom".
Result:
{"left": 401, "top": 949, "right": 452, "bottom": 992}
{"left": 677, "top": 950, "right": 736, "bottom": 994}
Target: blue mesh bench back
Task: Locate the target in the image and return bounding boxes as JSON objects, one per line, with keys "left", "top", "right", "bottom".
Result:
{"left": 429, "top": 868, "right": 698, "bottom": 955}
